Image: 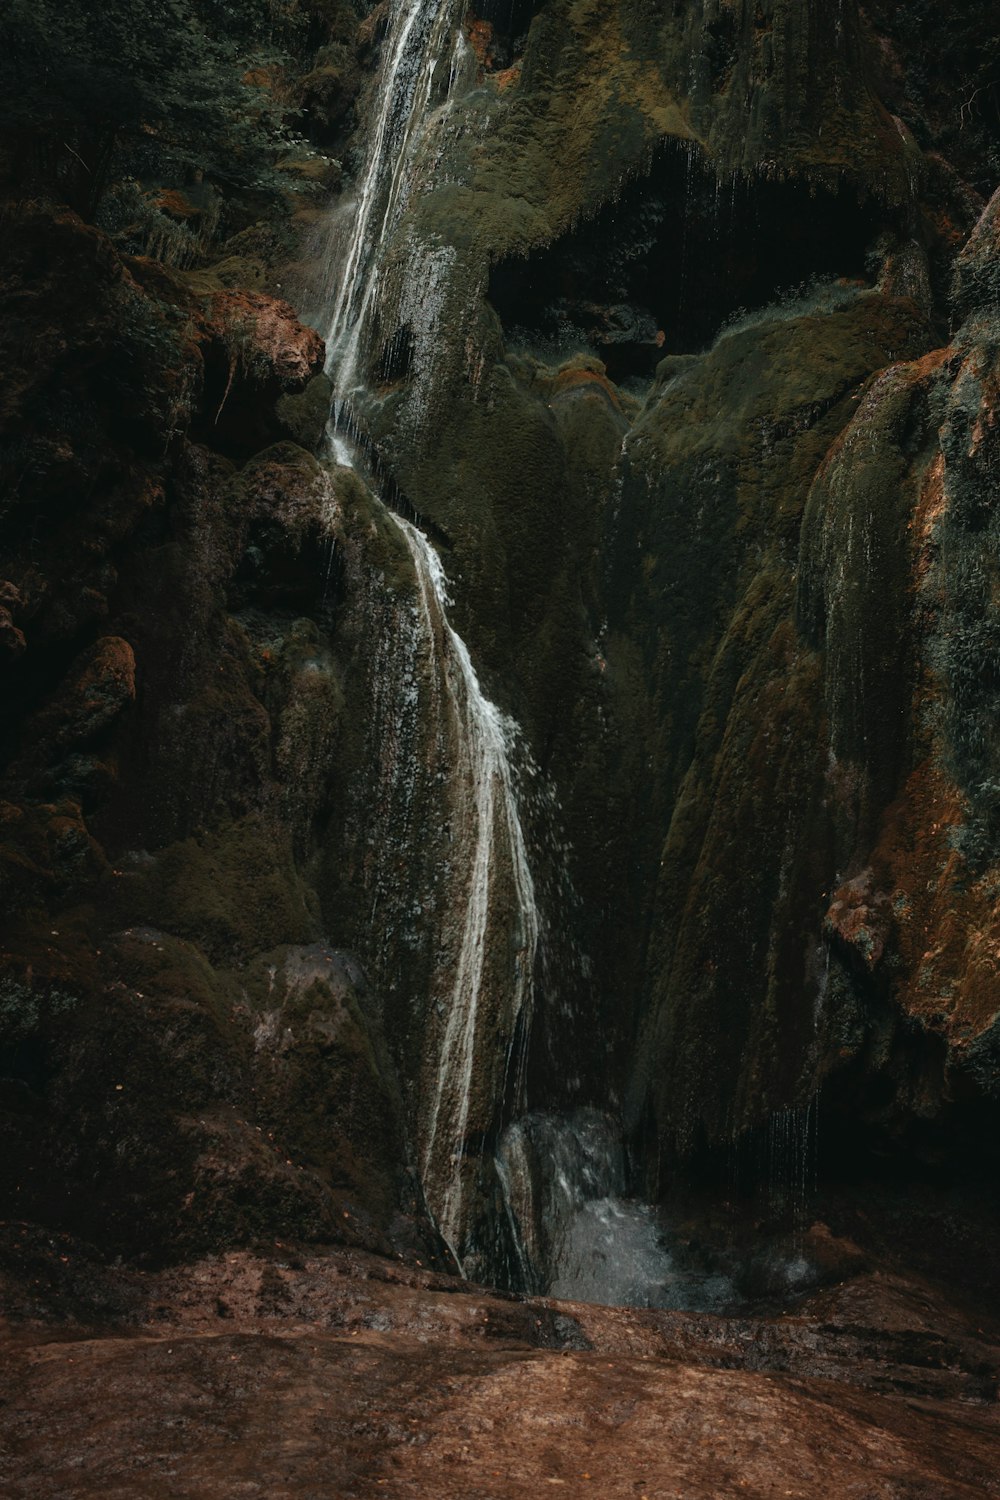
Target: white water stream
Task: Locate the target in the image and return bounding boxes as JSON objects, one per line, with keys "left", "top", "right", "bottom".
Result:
{"left": 319, "top": 0, "right": 469, "bottom": 455}
{"left": 313, "top": 0, "right": 540, "bottom": 1265}
{"left": 496, "top": 1109, "right": 826, "bottom": 1311}
{"left": 398, "top": 520, "right": 539, "bottom": 1257}
{"left": 308, "top": 0, "right": 827, "bottom": 1296}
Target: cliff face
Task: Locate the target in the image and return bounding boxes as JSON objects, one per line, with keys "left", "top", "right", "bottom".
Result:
{"left": 342, "top": 0, "right": 1000, "bottom": 1187}
{"left": 1, "top": 0, "right": 999, "bottom": 1283}
{"left": 0, "top": 204, "right": 437, "bottom": 1262}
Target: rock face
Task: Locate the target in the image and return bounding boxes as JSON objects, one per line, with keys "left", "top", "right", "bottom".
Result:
{"left": 1, "top": 0, "right": 1000, "bottom": 1322}
{"left": 317, "top": 0, "right": 1000, "bottom": 1206}
{"left": 4, "top": 1, "right": 1000, "bottom": 1488}
{"left": 0, "top": 205, "right": 442, "bottom": 1268}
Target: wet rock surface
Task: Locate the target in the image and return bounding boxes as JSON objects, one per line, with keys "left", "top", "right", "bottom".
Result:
{"left": 2, "top": 8, "right": 1000, "bottom": 1493}
{"left": 1, "top": 1236, "right": 998, "bottom": 1498}
{"left": 0, "top": 201, "right": 444, "bottom": 1270}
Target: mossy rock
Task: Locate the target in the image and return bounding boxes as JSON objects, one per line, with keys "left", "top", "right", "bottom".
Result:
{"left": 232, "top": 944, "right": 409, "bottom": 1211}
{"left": 276, "top": 149, "right": 343, "bottom": 192}
{"left": 299, "top": 42, "right": 360, "bottom": 137}
{"left": 123, "top": 814, "right": 320, "bottom": 963}
{"left": 275, "top": 372, "right": 334, "bottom": 448}
{"left": 616, "top": 286, "right": 933, "bottom": 1156}
{"left": 952, "top": 188, "right": 1000, "bottom": 321}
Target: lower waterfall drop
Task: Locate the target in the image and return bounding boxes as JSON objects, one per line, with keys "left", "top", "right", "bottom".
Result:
{"left": 391, "top": 516, "right": 539, "bottom": 1268}
{"left": 495, "top": 1110, "right": 828, "bottom": 1311}
{"left": 495, "top": 1110, "right": 735, "bottom": 1309}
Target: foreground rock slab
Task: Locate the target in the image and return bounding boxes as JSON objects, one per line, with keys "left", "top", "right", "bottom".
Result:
{"left": 1, "top": 1242, "right": 998, "bottom": 1498}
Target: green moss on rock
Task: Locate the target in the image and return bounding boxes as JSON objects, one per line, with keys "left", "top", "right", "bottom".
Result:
{"left": 124, "top": 814, "right": 320, "bottom": 964}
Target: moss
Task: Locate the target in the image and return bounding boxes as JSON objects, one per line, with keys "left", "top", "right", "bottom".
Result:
{"left": 612, "top": 287, "right": 933, "bottom": 1157}
{"left": 797, "top": 359, "right": 938, "bottom": 847}
{"left": 275, "top": 372, "right": 335, "bottom": 448}
{"left": 0, "top": 975, "right": 78, "bottom": 1044}
{"left": 298, "top": 40, "right": 360, "bottom": 139}
{"left": 925, "top": 346, "right": 1000, "bottom": 866}
{"left": 327, "top": 464, "right": 414, "bottom": 591}
{"left": 124, "top": 814, "right": 319, "bottom": 963}
{"left": 276, "top": 148, "right": 342, "bottom": 192}
{"left": 951, "top": 193, "right": 1000, "bottom": 320}
{"left": 231, "top": 945, "right": 409, "bottom": 1210}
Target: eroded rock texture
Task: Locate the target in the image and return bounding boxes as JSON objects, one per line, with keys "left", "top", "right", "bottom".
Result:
{"left": 0, "top": 205, "right": 440, "bottom": 1268}
{"left": 322, "top": 0, "right": 1000, "bottom": 1203}
{"left": 1, "top": 0, "right": 999, "bottom": 1337}
{"left": 2, "top": 1232, "right": 1000, "bottom": 1498}
{"left": 3, "top": 0, "right": 1000, "bottom": 1489}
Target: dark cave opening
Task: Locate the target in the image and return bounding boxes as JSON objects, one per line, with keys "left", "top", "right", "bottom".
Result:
{"left": 469, "top": 0, "right": 544, "bottom": 64}
{"left": 473, "top": 0, "right": 540, "bottom": 35}
{"left": 488, "top": 145, "right": 893, "bottom": 379}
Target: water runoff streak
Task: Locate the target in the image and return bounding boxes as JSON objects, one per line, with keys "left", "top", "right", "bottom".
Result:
{"left": 319, "top": 0, "right": 469, "bottom": 456}
{"left": 399, "top": 520, "right": 539, "bottom": 1259}
{"left": 314, "top": 0, "right": 540, "bottom": 1267}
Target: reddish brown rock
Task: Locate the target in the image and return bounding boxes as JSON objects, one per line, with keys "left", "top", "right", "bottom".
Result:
{"left": 550, "top": 358, "right": 627, "bottom": 414}
{"left": 209, "top": 290, "right": 324, "bottom": 389}
{"left": 0, "top": 581, "right": 25, "bottom": 661}
{"left": 28, "top": 637, "right": 137, "bottom": 755}
{"left": 824, "top": 868, "right": 892, "bottom": 971}
{"left": 0, "top": 1242, "right": 997, "bottom": 1499}
{"left": 468, "top": 17, "right": 495, "bottom": 69}
{"left": 0, "top": 607, "right": 25, "bottom": 661}
{"left": 195, "top": 291, "right": 325, "bottom": 455}
{"left": 868, "top": 763, "right": 1000, "bottom": 1051}
{"left": 358, "top": 0, "right": 390, "bottom": 51}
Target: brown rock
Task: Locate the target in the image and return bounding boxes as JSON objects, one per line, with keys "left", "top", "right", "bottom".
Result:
{"left": 37, "top": 637, "right": 137, "bottom": 753}
{"left": 824, "top": 868, "right": 892, "bottom": 971}
{"left": 358, "top": 0, "right": 390, "bottom": 50}
{"left": 0, "top": 607, "right": 25, "bottom": 661}
{"left": 1, "top": 1245, "right": 998, "bottom": 1499}
{"left": 209, "top": 290, "right": 325, "bottom": 390}
{"left": 469, "top": 18, "right": 495, "bottom": 68}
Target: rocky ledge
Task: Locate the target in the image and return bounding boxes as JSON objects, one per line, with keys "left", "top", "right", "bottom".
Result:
{"left": 1, "top": 1231, "right": 998, "bottom": 1498}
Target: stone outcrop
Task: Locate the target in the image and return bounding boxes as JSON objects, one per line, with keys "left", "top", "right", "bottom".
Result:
{"left": 0, "top": 203, "right": 442, "bottom": 1268}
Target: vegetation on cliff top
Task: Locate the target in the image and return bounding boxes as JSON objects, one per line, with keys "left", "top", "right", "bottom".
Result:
{"left": 1, "top": 0, "right": 284, "bottom": 209}
{"left": 0, "top": 0, "right": 358, "bottom": 273}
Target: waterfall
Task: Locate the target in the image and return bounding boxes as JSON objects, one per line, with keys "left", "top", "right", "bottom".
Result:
{"left": 312, "top": 0, "right": 540, "bottom": 1269}
{"left": 318, "top": 0, "right": 469, "bottom": 450}
{"left": 495, "top": 1109, "right": 739, "bottom": 1310}
{"left": 397, "top": 519, "right": 539, "bottom": 1261}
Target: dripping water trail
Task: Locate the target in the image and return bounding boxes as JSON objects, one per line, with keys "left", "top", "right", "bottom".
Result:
{"left": 394, "top": 518, "right": 539, "bottom": 1262}
{"left": 320, "top": 0, "right": 467, "bottom": 427}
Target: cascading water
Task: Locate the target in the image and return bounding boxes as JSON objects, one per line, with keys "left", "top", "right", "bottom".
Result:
{"left": 309, "top": 0, "right": 826, "bottom": 1300}
{"left": 310, "top": 0, "right": 539, "bottom": 1270}
{"left": 317, "top": 0, "right": 470, "bottom": 455}
{"left": 496, "top": 1108, "right": 830, "bottom": 1312}
{"left": 395, "top": 518, "right": 539, "bottom": 1261}
{"left": 496, "top": 1109, "right": 738, "bottom": 1310}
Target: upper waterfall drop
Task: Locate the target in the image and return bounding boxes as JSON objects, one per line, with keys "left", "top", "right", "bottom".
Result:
{"left": 318, "top": 0, "right": 469, "bottom": 427}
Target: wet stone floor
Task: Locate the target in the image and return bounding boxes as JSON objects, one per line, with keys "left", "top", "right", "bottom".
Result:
{"left": 1, "top": 1230, "right": 999, "bottom": 1498}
